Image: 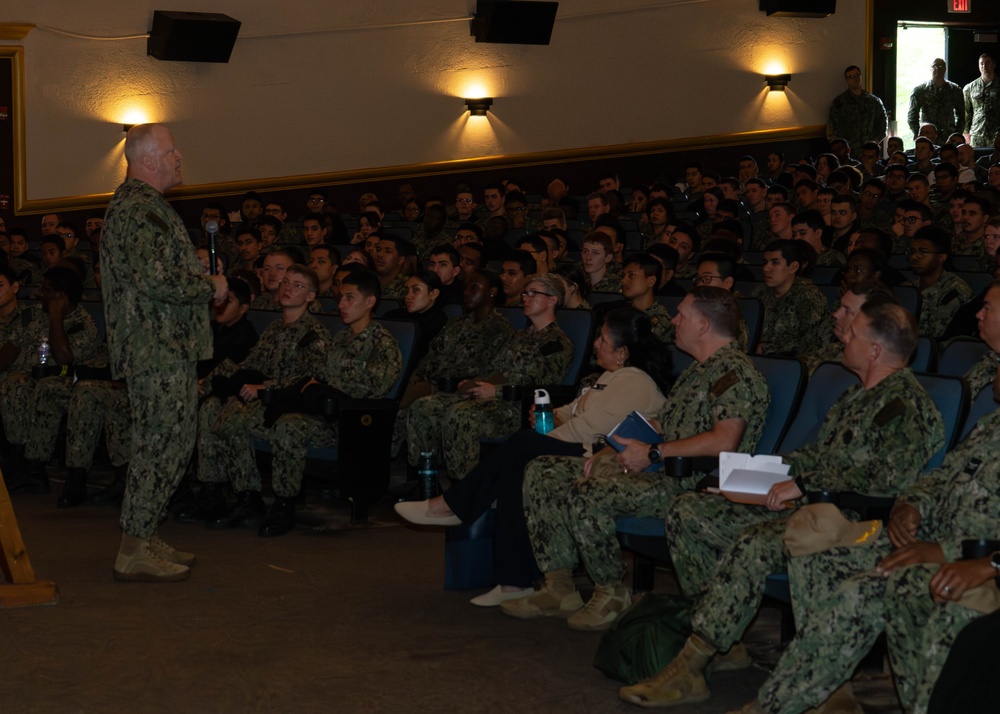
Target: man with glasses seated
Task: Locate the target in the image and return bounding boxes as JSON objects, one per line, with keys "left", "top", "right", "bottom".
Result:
{"left": 891, "top": 200, "right": 934, "bottom": 255}
{"left": 905, "top": 225, "right": 971, "bottom": 338}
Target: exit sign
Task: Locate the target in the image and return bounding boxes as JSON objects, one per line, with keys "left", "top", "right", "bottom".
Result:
{"left": 949, "top": 0, "right": 971, "bottom": 12}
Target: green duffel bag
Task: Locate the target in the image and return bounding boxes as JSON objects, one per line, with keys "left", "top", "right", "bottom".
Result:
{"left": 593, "top": 593, "right": 693, "bottom": 684}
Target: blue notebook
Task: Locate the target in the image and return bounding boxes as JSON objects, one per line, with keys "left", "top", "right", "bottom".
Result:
{"left": 604, "top": 411, "right": 662, "bottom": 472}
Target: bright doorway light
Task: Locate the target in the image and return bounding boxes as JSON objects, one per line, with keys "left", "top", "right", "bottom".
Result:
{"left": 895, "top": 23, "right": 947, "bottom": 140}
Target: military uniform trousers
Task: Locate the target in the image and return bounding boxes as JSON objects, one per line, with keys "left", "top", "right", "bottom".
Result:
{"left": 885, "top": 562, "right": 989, "bottom": 714}
{"left": 197, "top": 396, "right": 264, "bottom": 493}
{"left": 443, "top": 429, "right": 585, "bottom": 588}
{"left": 1, "top": 372, "right": 49, "bottom": 446}
{"left": 756, "top": 537, "right": 890, "bottom": 713}
{"left": 666, "top": 492, "right": 786, "bottom": 598}
{"left": 522, "top": 454, "right": 689, "bottom": 586}
{"left": 64, "top": 381, "right": 131, "bottom": 470}
{"left": 267, "top": 413, "right": 336, "bottom": 499}
{"left": 121, "top": 364, "right": 199, "bottom": 539}
{"left": 407, "top": 392, "right": 520, "bottom": 480}
{"left": 22, "top": 375, "right": 75, "bottom": 462}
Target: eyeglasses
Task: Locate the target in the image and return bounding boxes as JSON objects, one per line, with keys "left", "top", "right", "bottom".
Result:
{"left": 900, "top": 216, "right": 922, "bottom": 225}
{"left": 307, "top": 197, "right": 325, "bottom": 203}
{"left": 279, "top": 278, "right": 311, "bottom": 291}
{"left": 905, "top": 248, "right": 942, "bottom": 258}
{"left": 456, "top": 198, "right": 473, "bottom": 204}
{"left": 693, "top": 274, "right": 723, "bottom": 285}
{"left": 845, "top": 73, "right": 861, "bottom": 79}
{"left": 521, "top": 289, "right": 555, "bottom": 299}
{"left": 861, "top": 190, "right": 882, "bottom": 199}
{"left": 507, "top": 206, "right": 527, "bottom": 213}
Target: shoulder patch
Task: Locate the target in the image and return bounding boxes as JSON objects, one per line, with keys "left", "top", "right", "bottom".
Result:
{"left": 145, "top": 211, "right": 170, "bottom": 233}
{"left": 940, "top": 289, "right": 961, "bottom": 305}
{"left": 298, "top": 330, "right": 322, "bottom": 349}
{"left": 540, "top": 339, "right": 566, "bottom": 356}
{"left": 710, "top": 370, "right": 740, "bottom": 398}
{"left": 873, "top": 398, "right": 906, "bottom": 428}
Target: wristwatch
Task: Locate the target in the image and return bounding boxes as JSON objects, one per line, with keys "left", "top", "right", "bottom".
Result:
{"left": 648, "top": 445, "right": 662, "bottom": 464}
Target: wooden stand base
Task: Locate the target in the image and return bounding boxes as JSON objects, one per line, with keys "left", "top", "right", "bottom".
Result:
{"left": 0, "top": 468, "right": 59, "bottom": 608}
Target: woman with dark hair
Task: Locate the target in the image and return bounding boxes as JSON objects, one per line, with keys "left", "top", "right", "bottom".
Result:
{"left": 383, "top": 270, "right": 447, "bottom": 365}
{"left": 341, "top": 246, "right": 374, "bottom": 270}
{"left": 551, "top": 262, "right": 590, "bottom": 310}
{"left": 350, "top": 210, "right": 381, "bottom": 246}
{"left": 642, "top": 197, "right": 677, "bottom": 247}
{"left": 396, "top": 307, "right": 673, "bottom": 606}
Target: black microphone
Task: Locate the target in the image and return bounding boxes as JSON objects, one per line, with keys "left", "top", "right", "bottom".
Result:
{"left": 205, "top": 220, "right": 219, "bottom": 275}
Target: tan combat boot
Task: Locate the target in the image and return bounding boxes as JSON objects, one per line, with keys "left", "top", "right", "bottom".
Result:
{"left": 618, "top": 633, "right": 715, "bottom": 708}
{"left": 713, "top": 642, "right": 753, "bottom": 672}
{"left": 113, "top": 533, "right": 190, "bottom": 582}
{"left": 499, "top": 568, "right": 584, "bottom": 619}
{"left": 148, "top": 533, "right": 196, "bottom": 566}
{"left": 806, "top": 682, "right": 863, "bottom": 714}
{"left": 567, "top": 583, "right": 631, "bottom": 631}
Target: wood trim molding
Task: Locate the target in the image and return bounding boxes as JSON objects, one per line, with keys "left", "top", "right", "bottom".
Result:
{"left": 0, "top": 46, "right": 26, "bottom": 215}
{"left": 17, "top": 124, "right": 826, "bottom": 215}
{"left": 0, "top": 24, "right": 35, "bottom": 41}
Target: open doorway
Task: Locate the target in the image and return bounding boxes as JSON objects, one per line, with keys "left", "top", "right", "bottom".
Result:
{"left": 894, "top": 23, "right": 947, "bottom": 140}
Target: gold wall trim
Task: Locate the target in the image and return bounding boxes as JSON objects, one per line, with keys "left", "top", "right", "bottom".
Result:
{"left": 1, "top": 46, "right": 26, "bottom": 215}
{"left": 18, "top": 124, "right": 826, "bottom": 215}
{"left": 0, "top": 24, "right": 35, "bottom": 41}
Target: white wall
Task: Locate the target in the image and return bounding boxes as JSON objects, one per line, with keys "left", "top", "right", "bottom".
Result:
{"left": 1, "top": 0, "right": 866, "bottom": 201}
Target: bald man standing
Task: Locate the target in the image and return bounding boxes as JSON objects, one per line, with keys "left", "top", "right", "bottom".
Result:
{"left": 101, "top": 124, "right": 227, "bottom": 582}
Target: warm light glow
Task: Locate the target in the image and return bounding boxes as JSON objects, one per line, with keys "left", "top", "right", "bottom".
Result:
{"left": 121, "top": 107, "right": 151, "bottom": 126}
{"left": 762, "top": 59, "right": 788, "bottom": 76}
{"left": 458, "top": 79, "right": 492, "bottom": 100}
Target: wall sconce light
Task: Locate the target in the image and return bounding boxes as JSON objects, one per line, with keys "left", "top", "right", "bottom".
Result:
{"left": 465, "top": 97, "right": 494, "bottom": 116}
{"left": 764, "top": 74, "right": 791, "bottom": 91}
{"left": 123, "top": 124, "right": 135, "bottom": 132}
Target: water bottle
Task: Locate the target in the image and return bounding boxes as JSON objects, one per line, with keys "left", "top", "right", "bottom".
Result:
{"left": 38, "top": 338, "right": 50, "bottom": 365}
{"left": 534, "top": 388, "right": 553, "bottom": 435}
{"left": 418, "top": 451, "right": 439, "bottom": 499}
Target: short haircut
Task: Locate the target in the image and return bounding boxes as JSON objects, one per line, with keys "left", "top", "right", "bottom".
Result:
{"left": 541, "top": 207, "right": 567, "bottom": 224}
{"left": 963, "top": 194, "right": 992, "bottom": 216}
{"left": 861, "top": 141, "right": 881, "bottom": 153}
{"left": 593, "top": 214, "right": 625, "bottom": 246}
{"left": 229, "top": 269, "right": 262, "bottom": 301}
{"left": 671, "top": 221, "right": 701, "bottom": 251}
{"left": 504, "top": 190, "right": 527, "bottom": 206}
{"left": 646, "top": 197, "right": 675, "bottom": 219}
{"left": 795, "top": 164, "right": 819, "bottom": 181}
{"left": 203, "top": 202, "right": 230, "bottom": 227}
{"left": 796, "top": 178, "right": 819, "bottom": 193}
{"left": 862, "top": 178, "right": 886, "bottom": 194}
{"left": 258, "top": 215, "right": 283, "bottom": 233}
{"left": 285, "top": 264, "right": 318, "bottom": 293}
{"left": 688, "top": 286, "right": 740, "bottom": 340}
{"left": 766, "top": 184, "right": 789, "bottom": 200}
{"left": 504, "top": 249, "right": 537, "bottom": 277}
{"left": 720, "top": 177, "right": 741, "bottom": 193}
{"left": 43, "top": 265, "right": 83, "bottom": 305}
{"left": 846, "top": 247, "right": 886, "bottom": 277}
{"left": 906, "top": 173, "right": 930, "bottom": 187}
{"left": 860, "top": 300, "right": 918, "bottom": 363}
{"left": 301, "top": 211, "right": 326, "bottom": 226}
{"left": 429, "top": 243, "right": 460, "bottom": 266}
{"left": 911, "top": 225, "right": 952, "bottom": 256}
{"left": 234, "top": 225, "right": 261, "bottom": 242}
{"left": 582, "top": 231, "right": 614, "bottom": 254}
{"left": 934, "top": 163, "right": 959, "bottom": 179}
{"left": 269, "top": 246, "right": 305, "bottom": 264}
{"left": 899, "top": 200, "right": 933, "bottom": 222}
{"left": 647, "top": 244, "right": 680, "bottom": 272}
{"left": 227, "top": 275, "right": 253, "bottom": 306}
{"left": 526, "top": 273, "right": 566, "bottom": 307}
{"left": 476, "top": 269, "right": 503, "bottom": 299}
{"left": 697, "top": 252, "right": 738, "bottom": 281}
{"left": 378, "top": 233, "right": 409, "bottom": 254}
{"left": 341, "top": 266, "right": 382, "bottom": 309}
{"left": 241, "top": 190, "right": 263, "bottom": 204}
{"left": 41, "top": 234, "right": 66, "bottom": 252}
{"left": 456, "top": 222, "right": 484, "bottom": 240}
{"left": 844, "top": 65, "right": 861, "bottom": 76}
{"left": 763, "top": 238, "right": 803, "bottom": 268}
{"left": 624, "top": 252, "right": 663, "bottom": 286}
{"left": 587, "top": 192, "right": 610, "bottom": 207}
{"left": 745, "top": 177, "right": 767, "bottom": 190}
{"left": 792, "top": 210, "right": 826, "bottom": 232}
{"left": 830, "top": 194, "right": 858, "bottom": 211}
{"left": 845, "top": 277, "right": 895, "bottom": 302}
{"left": 310, "top": 244, "right": 342, "bottom": 263}
{"left": 515, "top": 234, "right": 548, "bottom": 254}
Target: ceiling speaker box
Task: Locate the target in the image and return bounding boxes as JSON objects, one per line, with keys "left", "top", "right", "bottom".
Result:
{"left": 472, "top": 1, "right": 559, "bottom": 45}
{"left": 759, "top": 0, "right": 836, "bottom": 18}
{"left": 147, "top": 11, "right": 241, "bottom": 63}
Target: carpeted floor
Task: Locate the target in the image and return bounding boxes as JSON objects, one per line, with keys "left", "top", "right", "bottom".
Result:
{"left": 2, "top": 468, "right": 901, "bottom": 714}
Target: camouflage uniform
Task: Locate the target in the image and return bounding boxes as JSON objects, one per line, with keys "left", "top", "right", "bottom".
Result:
{"left": 522, "top": 341, "right": 769, "bottom": 586}
{"left": 381, "top": 274, "right": 408, "bottom": 302}
{"left": 8, "top": 258, "right": 41, "bottom": 287}
{"left": 754, "top": 279, "right": 832, "bottom": 357}
{"left": 907, "top": 271, "right": 972, "bottom": 339}
{"left": 198, "top": 312, "right": 330, "bottom": 492}
{"left": 826, "top": 89, "right": 889, "bottom": 156}
{"left": 0, "top": 302, "right": 30, "bottom": 349}
{"left": 591, "top": 273, "right": 621, "bottom": 294}
{"left": 674, "top": 262, "right": 697, "bottom": 280}
{"left": 645, "top": 300, "right": 675, "bottom": 344}
{"left": 65, "top": 380, "right": 131, "bottom": 470}
{"left": 964, "top": 351, "right": 1000, "bottom": 397}
{"left": 267, "top": 322, "right": 401, "bottom": 498}
{"left": 951, "top": 233, "right": 985, "bottom": 258}
{"left": 963, "top": 76, "right": 1000, "bottom": 147}
{"left": 407, "top": 321, "right": 573, "bottom": 479}
{"left": 101, "top": 177, "right": 217, "bottom": 539}
{"left": 815, "top": 248, "right": 846, "bottom": 267}
{"left": 755, "top": 406, "right": 1000, "bottom": 714}
{"left": 665, "top": 368, "right": 943, "bottom": 626}
{"left": 411, "top": 228, "right": 452, "bottom": 262}
{"left": 907, "top": 79, "right": 965, "bottom": 138}
{"left": 801, "top": 340, "right": 844, "bottom": 377}
{"left": 409, "top": 311, "right": 513, "bottom": 383}
{"left": 0, "top": 304, "right": 99, "bottom": 446}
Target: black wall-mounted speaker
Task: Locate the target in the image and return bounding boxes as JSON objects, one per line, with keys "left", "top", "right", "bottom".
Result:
{"left": 759, "top": 0, "right": 836, "bottom": 18}
{"left": 472, "top": 1, "right": 559, "bottom": 45}
{"left": 147, "top": 11, "right": 241, "bottom": 63}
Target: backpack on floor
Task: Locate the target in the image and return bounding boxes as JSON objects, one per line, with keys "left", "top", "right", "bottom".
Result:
{"left": 593, "top": 593, "right": 692, "bottom": 684}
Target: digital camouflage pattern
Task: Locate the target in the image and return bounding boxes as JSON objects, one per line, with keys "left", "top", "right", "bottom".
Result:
{"left": 267, "top": 322, "right": 401, "bottom": 498}
{"left": 21, "top": 375, "right": 75, "bottom": 461}
{"left": 754, "top": 280, "right": 831, "bottom": 357}
{"left": 644, "top": 300, "right": 675, "bottom": 344}
{"left": 963, "top": 77, "right": 1000, "bottom": 147}
{"left": 964, "top": 351, "right": 1000, "bottom": 397}
{"left": 407, "top": 321, "right": 572, "bottom": 478}
{"left": 381, "top": 274, "right": 408, "bottom": 302}
{"left": 410, "top": 310, "right": 513, "bottom": 382}
{"left": 753, "top": 406, "right": 1000, "bottom": 713}
{"left": 826, "top": 89, "right": 889, "bottom": 155}
{"left": 65, "top": 380, "right": 131, "bottom": 470}
{"left": 907, "top": 79, "right": 965, "bottom": 137}
{"left": 907, "top": 271, "right": 971, "bottom": 339}
{"left": 522, "top": 340, "right": 769, "bottom": 585}
{"left": 3, "top": 304, "right": 99, "bottom": 375}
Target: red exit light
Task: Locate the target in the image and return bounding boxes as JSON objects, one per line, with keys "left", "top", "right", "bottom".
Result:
{"left": 949, "top": 0, "right": 971, "bottom": 13}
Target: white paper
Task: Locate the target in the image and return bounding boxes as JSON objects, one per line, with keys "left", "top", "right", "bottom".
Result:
{"left": 718, "top": 452, "right": 790, "bottom": 495}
